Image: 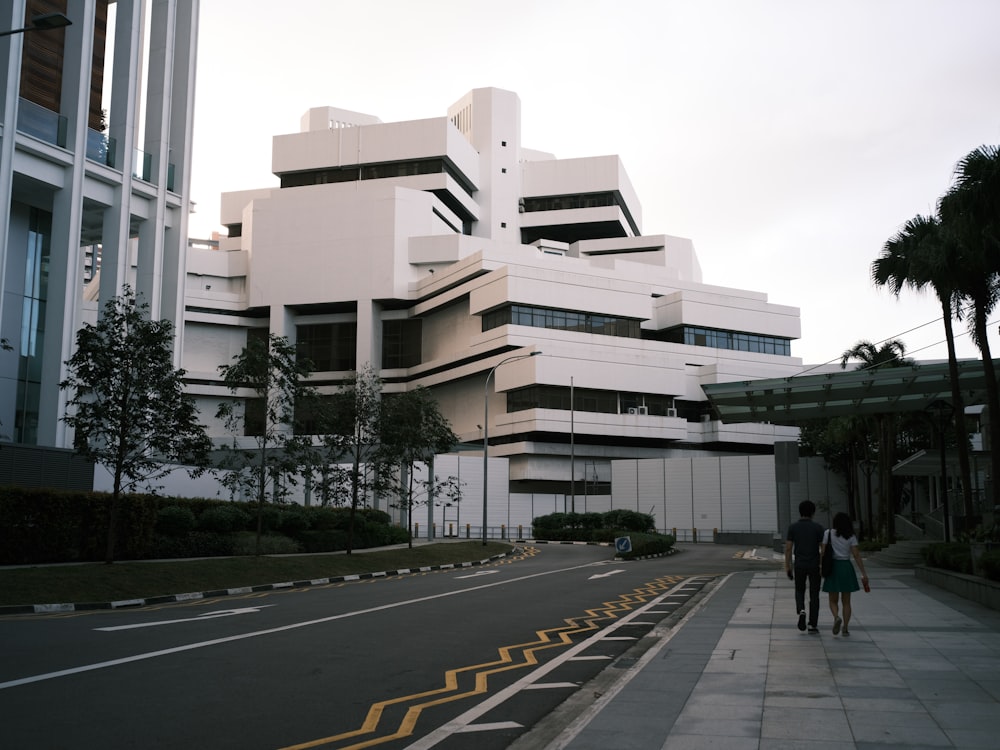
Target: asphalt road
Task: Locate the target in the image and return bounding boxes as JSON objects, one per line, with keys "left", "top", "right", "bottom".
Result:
{"left": 0, "top": 542, "right": 780, "bottom": 750}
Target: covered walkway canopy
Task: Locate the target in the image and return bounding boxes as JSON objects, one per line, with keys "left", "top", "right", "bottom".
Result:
{"left": 701, "top": 359, "right": 995, "bottom": 426}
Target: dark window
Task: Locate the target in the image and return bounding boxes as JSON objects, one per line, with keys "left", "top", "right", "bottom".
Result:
{"left": 381, "top": 319, "right": 422, "bottom": 369}
{"left": 521, "top": 192, "right": 619, "bottom": 212}
{"left": 244, "top": 398, "right": 265, "bottom": 437}
{"left": 482, "top": 303, "right": 640, "bottom": 339}
{"left": 649, "top": 325, "right": 790, "bottom": 356}
{"left": 297, "top": 322, "right": 357, "bottom": 371}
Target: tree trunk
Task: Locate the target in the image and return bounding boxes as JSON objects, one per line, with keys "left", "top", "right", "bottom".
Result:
{"left": 940, "top": 303, "right": 974, "bottom": 531}
{"left": 973, "top": 309, "right": 1000, "bottom": 509}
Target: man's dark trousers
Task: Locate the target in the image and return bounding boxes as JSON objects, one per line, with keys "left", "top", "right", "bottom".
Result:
{"left": 794, "top": 565, "right": 821, "bottom": 627}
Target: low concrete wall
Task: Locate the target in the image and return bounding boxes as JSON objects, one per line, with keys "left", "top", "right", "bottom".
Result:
{"left": 915, "top": 565, "right": 1000, "bottom": 612}
{"left": 713, "top": 532, "right": 775, "bottom": 546}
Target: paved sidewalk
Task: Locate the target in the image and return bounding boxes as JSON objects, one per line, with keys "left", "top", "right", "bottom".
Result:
{"left": 549, "top": 564, "right": 1000, "bottom": 749}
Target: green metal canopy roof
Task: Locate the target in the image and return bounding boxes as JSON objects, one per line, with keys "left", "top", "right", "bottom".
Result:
{"left": 702, "top": 359, "right": 996, "bottom": 426}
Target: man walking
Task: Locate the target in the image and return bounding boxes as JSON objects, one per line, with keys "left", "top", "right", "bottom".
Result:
{"left": 784, "top": 500, "right": 825, "bottom": 634}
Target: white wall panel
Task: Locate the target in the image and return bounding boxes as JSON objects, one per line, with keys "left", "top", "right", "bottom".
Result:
{"left": 692, "top": 458, "right": 722, "bottom": 532}
{"left": 663, "top": 459, "right": 694, "bottom": 532}
{"left": 749, "top": 455, "right": 778, "bottom": 532}
{"left": 720, "top": 456, "right": 752, "bottom": 531}
{"left": 636, "top": 458, "right": 664, "bottom": 520}
{"left": 611, "top": 460, "right": 638, "bottom": 510}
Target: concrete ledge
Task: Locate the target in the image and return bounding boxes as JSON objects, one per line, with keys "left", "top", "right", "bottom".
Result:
{"left": 915, "top": 565, "right": 1000, "bottom": 612}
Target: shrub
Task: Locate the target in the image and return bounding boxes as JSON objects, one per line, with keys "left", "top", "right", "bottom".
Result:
{"left": 617, "top": 532, "right": 676, "bottom": 559}
{"left": 231, "top": 532, "right": 301, "bottom": 556}
{"left": 602, "top": 509, "right": 655, "bottom": 533}
{"left": 922, "top": 542, "right": 973, "bottom": 574}
{"left": 156, "top": 505, "right": 197, "bottom": 537}
{"left": 307, "top": 506, "right": 343, "bottom": 531}
{"left": 147, "top": 531, "right": 237, "bottom": 559}
{"left": 277, "top": 509, "right": 312, "bottom": 536}
{"left": 297, "top": 529, "right": 349, "bottom": 553}
{"left": 979, "top": 549, "right": 1000, "bottom": 582}
{"left": 198, "top": 504, "right": 250, "bottom": 533}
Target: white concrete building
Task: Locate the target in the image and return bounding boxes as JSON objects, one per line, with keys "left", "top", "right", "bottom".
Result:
{"left": 184, "top": 87, "right": 804, "bottom": 510}
{"left": 0, "top": 0, "right": 198, "bottom": 460}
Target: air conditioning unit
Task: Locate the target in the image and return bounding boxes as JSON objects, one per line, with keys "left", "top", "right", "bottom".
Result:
{"left": 636, "top": 406, "right": 648, "bottom": 415}
{"left": 700, "top": 413, "right": 712, "bottom": 422}
{"left": 627, "top": 407, "right": 638, "bottom": 415}
{"left": 665, "top": 407, "right": 678, "bottom": 418}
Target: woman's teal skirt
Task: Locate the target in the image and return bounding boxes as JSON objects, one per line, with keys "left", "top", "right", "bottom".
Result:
{"left": 822, "top": 559, "right": 860, "bottom": 593}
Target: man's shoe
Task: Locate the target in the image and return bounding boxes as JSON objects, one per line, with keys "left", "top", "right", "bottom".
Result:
{"left": 833, "top": 616, "right": 842, "bottom": 635}
{"left": 797, "top": 611, "right": 806, "bottom": 631}
{"left": 808, "top": 626, "right": 820, "bottom": 634}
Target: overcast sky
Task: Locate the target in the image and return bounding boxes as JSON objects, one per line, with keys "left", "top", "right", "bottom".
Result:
{"left": 189, "top": 0, "right": 1000, "bottom": 367}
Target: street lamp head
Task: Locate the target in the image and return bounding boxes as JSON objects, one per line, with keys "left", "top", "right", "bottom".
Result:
{"left": 31, "top": 13, "right": 72, "bottom": 30}
{"left": 0, "top": 12, "right": 71, "bottom": 37}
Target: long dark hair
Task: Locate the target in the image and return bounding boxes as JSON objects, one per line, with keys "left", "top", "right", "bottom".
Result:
{"left": 832, "top": 512, "right": 855, "bottom": 539}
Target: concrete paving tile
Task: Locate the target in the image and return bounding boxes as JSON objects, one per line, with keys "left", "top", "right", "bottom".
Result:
{"left": 662, "top": 734, "right": 760, "bottom": 749}
{"left": 760, "top": 741, "right": 856, "bottom": 750}
{"left": 683, "top": 691, "right": 765, "bottom": 709}
{"left": 943, "top": 728, "right": 1000, "bottom": 748}
{"left": 848, "top": 720, "right": 951, "bottom": 746}
{"left": 840, "top": 696, "right": 925, "bottom": 713}
{"left": 922, "top": 699, "right": 1000, "bottom": 728}
{"left": 764, "top": 693, "right": 841, "bottom": 709}
{"left": 761, "top": 706, "right": 850, "bottom": 739}
{"left": 904, "top": 676, "right": 997, "bottom": 701}
{"left": 563, "top": 727, "right": 660, "bottom": 750}
{"left": 675, "top": 701, "right": 762, "bottom": 721}
{"left": 976, "top": 679, "right": 1000, "bottom": 700}
{"left": 670, "top": 715, "right": 760, "bottom": 738}
{"left": 831, "top": 667, "right": 907, "bottom": 688}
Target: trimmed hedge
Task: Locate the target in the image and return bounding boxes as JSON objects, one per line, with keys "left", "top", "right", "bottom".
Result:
{"left": 922, "top": 542, "right": 973, "bottom": 575}
{"left": 531, "top": 510, "right": 673, "bottom": 557}
{"left": 979, "top": 550, "right": 1000, "bottom": 582}
{"left": 0, "top": 487, "right": 409, "bottom": 564}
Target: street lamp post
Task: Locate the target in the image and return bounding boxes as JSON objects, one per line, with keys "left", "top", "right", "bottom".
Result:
{"left": 0, "top": 13, "right": 72, "bottom": 37}
{"left": 483, "top": 351, "right": 541, "bottom": 545}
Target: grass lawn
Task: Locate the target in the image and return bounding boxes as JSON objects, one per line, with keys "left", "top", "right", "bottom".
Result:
{"left": 0, "top": 541, "right": 514, "bottom": 607}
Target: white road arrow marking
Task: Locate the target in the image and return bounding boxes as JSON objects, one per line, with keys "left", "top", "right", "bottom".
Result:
{"left": 588, "top": 569, "right": 626, "bottom": 580}
{"left": 95, "top": 606, "right": 273, "bottom": 632}
{"left": 454, "top": 570, "right": 499, "bottom": 579}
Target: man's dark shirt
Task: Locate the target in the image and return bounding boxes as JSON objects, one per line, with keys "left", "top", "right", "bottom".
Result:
{"left": 786, "top": 517, "right": 825, "bottom": 569}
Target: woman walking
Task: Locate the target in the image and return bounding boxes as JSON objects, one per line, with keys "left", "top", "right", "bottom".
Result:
{"left": 822, "top": 512, "right": 869, "bottom": 636}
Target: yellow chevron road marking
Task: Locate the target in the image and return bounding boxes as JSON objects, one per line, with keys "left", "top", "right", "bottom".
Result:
{"left": 279, "top": 573, "right": 688, "bottom": 750}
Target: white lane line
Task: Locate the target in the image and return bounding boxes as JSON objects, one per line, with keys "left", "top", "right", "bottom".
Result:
{"left": 1, "top": 558, "right": 606, "bottom": 691}
{"left": 454, "top": 721, "right": 522, "bottom": 733}
{"left": 95, "top": 606, "right": 274, "bottom": 632}
{"left": 523, "top": 682, "right": 578, "bottom": 690}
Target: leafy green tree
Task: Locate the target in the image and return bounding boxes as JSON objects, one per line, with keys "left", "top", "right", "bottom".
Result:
{"left": 938, "top": 144, "right": 1000, "bottom": 505}
{"left": 840, "top": 339, "right": 912, "bottom": 541}
{"left": 216, "top": 333, "right": 316, "bottom": 555}
{"left": 318, "top": 363, "right": 391, "bottom": 553}
{"left": 380, "top": 387, "right": 459, "bottom": 546}
{"left": 873, "top": 214, "right": 975, "bottom": 527}
{"left": 60, "top": 287, "right": 212, "bottom": 563}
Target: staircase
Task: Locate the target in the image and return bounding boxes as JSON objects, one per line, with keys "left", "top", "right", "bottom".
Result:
{"left": 870, "top": 539, "right": 935, "bottom": 568}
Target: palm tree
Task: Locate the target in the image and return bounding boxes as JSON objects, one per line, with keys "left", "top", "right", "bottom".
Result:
{"left": 872, "top": 214, "right": 974, "bottom": 531}
{"left": 938, "top": 144, "right": 1000, "bottom": 507}
{"left": 840, "top": 340, "right": 912, "bottom": 541}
